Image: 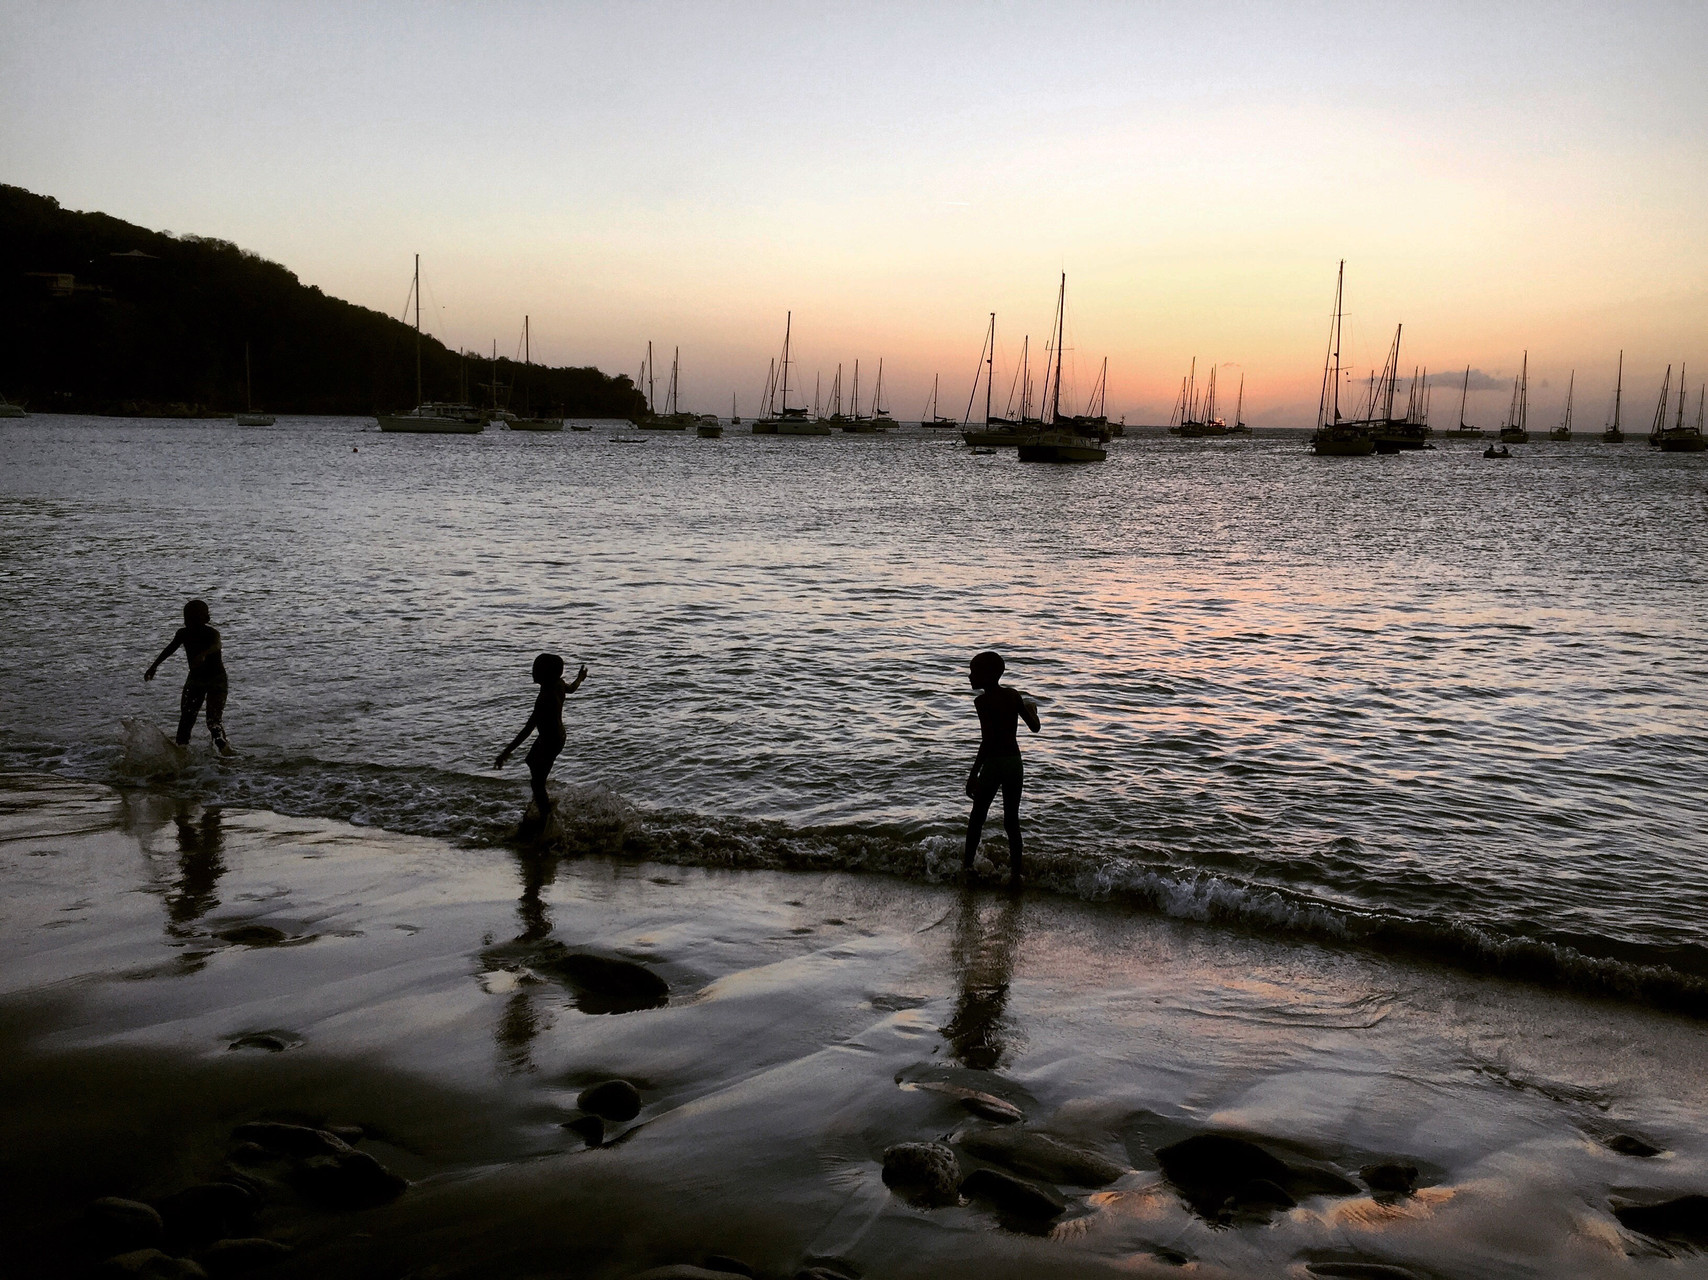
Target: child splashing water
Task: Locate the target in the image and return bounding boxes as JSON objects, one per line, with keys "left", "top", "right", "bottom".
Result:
{"left": 964, "top": 650, "right": 1040, "bottom": 885}
{"left": 495, "top": 653, "right": 588, "bottom": 834}
{"left": 144, "top": 599, "right": 234, "bottom": 755}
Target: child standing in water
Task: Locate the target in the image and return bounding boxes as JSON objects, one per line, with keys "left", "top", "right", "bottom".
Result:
{"left": 964, "top": 650, "right": 1040, "bottom": 884}
{"left": 495, "top": 653, "right": 588, "bottom": 829}
{"left": 144, "top": 599, "right": 234, "bottom": 754}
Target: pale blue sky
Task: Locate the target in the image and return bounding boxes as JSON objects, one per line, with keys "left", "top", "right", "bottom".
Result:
{"left": 4, "top": 1, "right": 1704, "bottom": 422}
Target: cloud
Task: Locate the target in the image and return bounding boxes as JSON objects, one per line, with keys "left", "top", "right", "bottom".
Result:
{"left": 1428, "top": 368, "right": 1508, "bottom": 391}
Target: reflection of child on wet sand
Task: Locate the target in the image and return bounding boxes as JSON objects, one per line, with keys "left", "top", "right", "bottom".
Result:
{"left": 144, "top": 598, "right": 234, "bottom": 754}
{"left": 495, "top": 653, "right": 587, "bottom": 832}
{"left": 964, "top": 650, "right": 1040, "bottom": 884}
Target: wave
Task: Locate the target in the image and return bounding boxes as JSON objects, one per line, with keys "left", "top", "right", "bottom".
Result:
{"left": 10, "top": 738, "right": 1708, "bottom": 1020}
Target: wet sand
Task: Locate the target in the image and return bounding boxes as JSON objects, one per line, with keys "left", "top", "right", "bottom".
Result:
{"left": 5, "top": 773, "right": 1708, "bottom": 1278}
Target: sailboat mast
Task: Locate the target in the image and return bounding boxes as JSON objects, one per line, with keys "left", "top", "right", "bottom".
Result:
{"left": 525, "top": 316, "right": 530, "bottom": 366}
{"left": 647, "top": 341, "right": 655, "bottom": 413}
{"left": 1563, "top": 370, "right": 1574, "bottom": 432}
{"left": 1050, "top": 273, "right": 1065, "bottom": 424}
{"left": 781, "top": 313, "right": 791, "bottom": 412}
{"left": 1332, "top": 261, "right": 1343, "bottom": 423}
{"left": 1613, "top": 351, "right": 1623, "bottom": 430}
{"left": 413, "top": 254, "right": 422, "bottom": 407}
{"left": 1678, "top": 363, "right": 1688, "bottom": 431}
{"left": 245, "top": 341, "right": 253, "bottom": 412}
{"left": 986, "top": 314, "right": 994, "bottom": 425}
{"left": 1234, "top": 373, "right": 1244, "bottom": 427}
{"left": 1459, "top": 365, "right": 1469, "bottom": 429}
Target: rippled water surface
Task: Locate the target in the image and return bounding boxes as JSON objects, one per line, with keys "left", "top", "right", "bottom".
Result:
{"left": 3, "top": 416, "right": 1705, "bottom": 999}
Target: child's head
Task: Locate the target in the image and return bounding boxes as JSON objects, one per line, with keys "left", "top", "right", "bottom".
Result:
{"left": 532, "top": 652, "right": 565, "bottom": 684}
{"left": 183, "top": 599, "right": 211, "bottom": 625}
{"left": 969, "top": 650, "right": 1005, "bottom": 690}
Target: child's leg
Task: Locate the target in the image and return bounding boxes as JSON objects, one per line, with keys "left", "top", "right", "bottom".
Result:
{"left": 527, "top": 757, "right": 553, "bottom": 817}
{"left": 964, "top": 772, "right": 1001, "bottom": 867}
{"left": 1000, "top": 772, "right": 1024, "bottom": 879}
{"left": 177, "top": 681, "right": 206, "bottom": 746}
{"left": 205, "top": 681, "right": 231, "bottom": 751}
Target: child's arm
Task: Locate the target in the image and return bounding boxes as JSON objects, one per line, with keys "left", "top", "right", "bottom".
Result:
{"left": 965, "top": 743, "right": 984, "bottom": 799}
{"left": 1019, "top": 690, "right": 1041, "bottom": 734}
{"left": 494, "top": 710, "right": 538, "bottom": 769}
{"left": 566, "top": 664, "right": 588, "bottom": 694}
{"left": 143, "top": 633, "right": 183, "bottom": 682}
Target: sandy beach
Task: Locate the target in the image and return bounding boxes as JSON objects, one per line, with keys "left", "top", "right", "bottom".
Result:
{"left": 6, "top": 773, "right": 1708, "bottom": 1279}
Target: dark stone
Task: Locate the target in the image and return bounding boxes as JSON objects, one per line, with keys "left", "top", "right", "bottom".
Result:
{"left": 231, "top": 1122, "right": 349, "bottom": 1157}
{"left": 96, "top": 1250, "right": 209, "bottom": 1278}
{"left": 703, "top": 1257, "right": 755, "bottom": 1277}
{"left": 325, "top": 1124, "right": 364, "bottom": 1143}
{"left": 225, "top": 1142, "right": 273, "bottom": 1167}
{"left": 227, "top": 1033, "right": 291, "bottom": 1053}
{"left": 629, "top": 1269, "right": 745, "bottom": 1280}
{"left": 881, "top": 1142, "right": 960, "bottom": 1206}
{"left": 197, "top": 1238, "right": 292, "bottom": 1277}
{"left": 87, "top": 1198, "right": 165, "bottom": 1254}
{"left": 156, "top": 1183, "right": 256, "bottom": 1248}
{"left": 1607, "top": 1134, "right": 1662, "bottom": 1158}
{"left": 959, "top": 1167, "right": 1066, "bottom": 1219}
{"left": 564, "top": 1114, "right": 604, "bottom": 1147}
{"left": 578, "top": 1079, "right": 642, "bottom": 1121}
{"left": 533, "top": 945, "right": 669, "bottom": 1014}
{"left": 1157, "top": 1134, "right": 1291, "bottom": 1218}
{"left": 291, "top": 1149, "right": 408, "bottom": 1209}
{"left": 1229, "top": 1178, "right": 1296, "bottom": 1211}
{"left": 1156, "top": 1133, "right": 1355, "bottom": 1220}
{"left": 957, "top": 1129, "right": 1127, "bottom": 1186}
{"left": 1614, "top": 1194, "right": 1708, "bottom": 1244}
{"left": 1307, "top": 1265, "right": 1422, "bottom": 1279}
{"left": 216, "top": 925, "right": 288, "bottom": 946}
{"left": 962, "top": 1093, "right": 1024, "bottom": 1123}
{"left": 1360, "top": 1162, "right": 1419, "bottom": 1195}
{"left": 795, "top": 1267, "right": 859, "bottom": 1280}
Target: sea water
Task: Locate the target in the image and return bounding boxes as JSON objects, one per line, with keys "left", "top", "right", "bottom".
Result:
{"left": 2, "top": 415, "right": 1704, "bottom": 1008}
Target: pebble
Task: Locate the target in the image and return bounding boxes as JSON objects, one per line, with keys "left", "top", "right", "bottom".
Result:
{"left": 231, "top": 1122, "right": 349, "bottom": 1157}
{"left": 959, "top": 1167, "right": 1066, "bottom": 1219}
{"left": 156, "top": 1183, "right": 256, "bottom": 1248}
{"left": 292, "top": 1150, "right": 408, "bottom": 1209}
{"left": 880, "top": 1142, "right": 961, "bottom": 1206}
{"left": 957, "top": 1129, "right": 1126, "bottom": 1186}
{"left": 96, "top": 1249, "right": 209, "bottom": 1278}
{"left": 196, "top": 1238, "right": 292, "bottom": 1277}
{"left": 1607, "top": 1134, "right": 1662, "bottom": 1158}
{"left": 1360, "top": 1162, "right": 1419, "bottom": 1196}
{"left": 86, "top": 1198, "right": 165, "bottom": 1253}
{"left": 564, "top": 1114, "right": 605, "bottom": 1147}
{"left": 578, "top": 1079, "right": 642, "bottom": 1122}
{"left": 215, "top": 925, "right": 288, "bottom": 946}
{"left": 1614, "top": 1193, "right": 1708, "bottom": 1244}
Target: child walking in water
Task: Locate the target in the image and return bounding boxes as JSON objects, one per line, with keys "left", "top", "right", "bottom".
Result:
{"left": 495, "top": 653, "right": 587, "bottom": 830}
{"left": 144, "top": 599, "right": 234, "bottom": 754}
{"left": 964, "top": 650, "right": 1040, "bottom": 884}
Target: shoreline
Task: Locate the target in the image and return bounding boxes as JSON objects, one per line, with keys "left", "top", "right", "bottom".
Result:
{"left": 5, "top": 773, "right": 1708, "bottom": 1277}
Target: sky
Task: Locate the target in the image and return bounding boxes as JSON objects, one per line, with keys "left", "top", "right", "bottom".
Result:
{"left": 4, "top": 1, "right": 1705, "bottom": 425}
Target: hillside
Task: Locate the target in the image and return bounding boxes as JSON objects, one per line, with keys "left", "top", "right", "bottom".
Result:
{"left": 0, "top": 185, "right": 645, "bottom": 418}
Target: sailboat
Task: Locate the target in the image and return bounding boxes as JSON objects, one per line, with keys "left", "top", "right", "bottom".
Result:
{"left": 921, "top": 373, "right": 958, "bottom": 427}
{"left": 1652, "top": 364, "right": 1707, "bottom": 452}
{"left": 751, "top": 314, "right": 826, "bottom": 434}
{"left": 842, "top": 359, "right": 877, "bottom": 431}
{"left": 1309, "top": 262, "right": 1375, "bottom": 456}
{"left": 869, "top": 359, "right": 898, "bottom": 429}
{"left": 1498, "top": 354, "right": 1529, "bottom": 443}
{"left": 1548, "top": 371, "right": 1574, "bottom": 441}
{"left": 1443, "top": 366, "right": 1483, "bottom": 437}
{"left": 509, "top": 317, "right": 564, "bottom": 430}
{"left": 378, "top": 256, "right": 485, "bottom": 433}
{"left": 960, "top": 314, "right": 1027, "bottom": 447}
{"left": 731, "top": 392, "right": 741, "bottom": 427}
{"left": 1017, "top": 274, "right": 1107, "bottom": 463}
{"left": 1601, "top": 352, "right": 1625, "bottom": 442}
{"left": 638, "top": 344, "right": 692, "bottom": 429}
{"left": 1227, "top": 373, "right": 1250, "bottom": 435}
{"left": 1173, "top": 359, "right": 1211, "bottom": 436}
{"left": 234, "top": 342, "right": 274, "bottom": 425}
{"left": 1054, "top": 357, "right": 1112, "bottom": 440}
{"left": 1368, "top": 333, "right": 1432, "bottom": 452}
